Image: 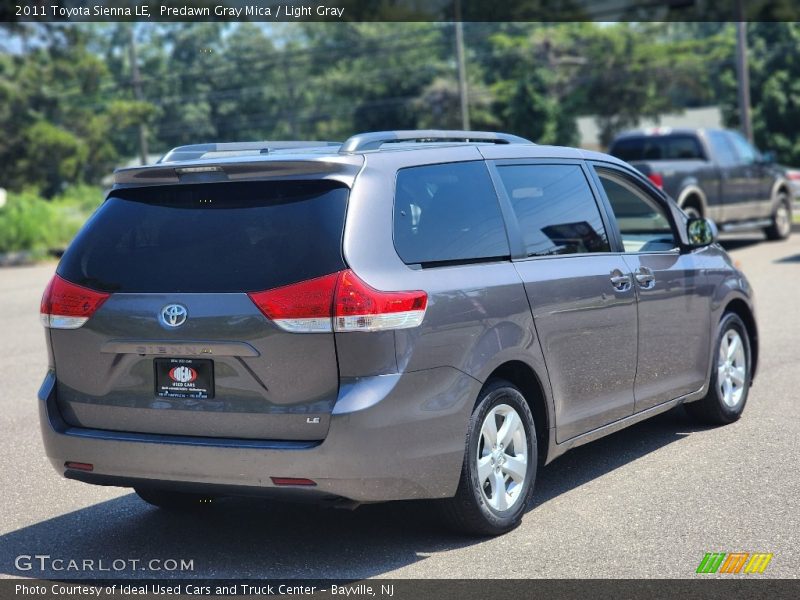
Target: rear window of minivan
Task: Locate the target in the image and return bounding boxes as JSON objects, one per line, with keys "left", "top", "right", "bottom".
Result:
{"left": 58, "top": 180, "right": 348, "bottom": 293}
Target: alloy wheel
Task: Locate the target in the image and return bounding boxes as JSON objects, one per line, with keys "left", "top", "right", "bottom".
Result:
{"left": 476, "top": 403, "right": 528, "bottom": 512}
{"left": 717, "top": 329, "right": 747, "bottom": 408}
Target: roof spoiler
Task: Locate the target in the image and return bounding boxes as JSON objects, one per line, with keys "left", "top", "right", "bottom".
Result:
{"left": 113, "top": 157, "right": 363, "bottom": 186}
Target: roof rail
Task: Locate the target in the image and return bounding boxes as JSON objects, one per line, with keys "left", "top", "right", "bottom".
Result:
{"left": 339, "top": 130, "right": 533, "bottom": 153}
{"left": 159, "top": 141, "right": 341, "bottom": 163}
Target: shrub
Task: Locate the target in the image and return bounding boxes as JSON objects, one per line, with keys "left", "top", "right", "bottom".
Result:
{"left": 0, "top": 190, "right": 55, "bottom": 254}
{"left": 0, "top": 186, "right": 104, "bottom": 255}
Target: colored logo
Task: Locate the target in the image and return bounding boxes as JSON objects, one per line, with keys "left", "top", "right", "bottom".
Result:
{"left": 160, "top": 304, "right": 188, "bottom": 327}
{"left": 169, "top": 366, "right": 197, "bottom": 384}
{"left": 696, "top": 552, "right": 773, "bottom": 574}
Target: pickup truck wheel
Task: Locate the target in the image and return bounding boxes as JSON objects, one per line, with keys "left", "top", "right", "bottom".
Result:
{"left": 684, "top": 313, "right": 751, "bottom": 425}
{"left": 682, "top": 204, "right": 702, "bottom": 220}
{"left": 438, "top": 379, "right": 537, "bottom": 536}
{"left": 764, "top": 193, "right": 792, "bottom": 240}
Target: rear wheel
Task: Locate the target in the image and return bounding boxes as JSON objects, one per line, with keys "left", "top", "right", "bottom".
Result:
{"left": 764, "top": 193, "right": 792, "bottom": 240}
{"left": 134, "top": 487, "right": 215, "bottom": 510}
{"left": 685, "top": 313, "right": 751, "bottom": 425}
{"left": 439, "top": 379, "right": 537, "bottom": 536}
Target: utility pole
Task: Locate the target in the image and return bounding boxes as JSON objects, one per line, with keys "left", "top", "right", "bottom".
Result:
{"left": 454, "top": 0, "right": 470, "bottom": 130}
{"left": 735, "top": 11, "right": 753, "bottom": 142}
{"left": 282, "top": 53, "right": 298, "bottom": 138}
{"left": 128, "top": 25, "right": 149, "bottom": 165}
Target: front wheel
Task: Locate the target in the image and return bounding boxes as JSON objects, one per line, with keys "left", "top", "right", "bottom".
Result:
{"left": 439, "top": 379, "right": 537, "bottom": 536}
{"left": 685, "top": 313, "right": 752, "bottom": 425}
{"left": 764, "top": 193, "right": 792, "bottom": 240}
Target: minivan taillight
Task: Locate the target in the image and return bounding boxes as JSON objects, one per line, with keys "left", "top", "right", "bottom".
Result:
{"left": 334, "top": 269, "right": 427, "bottom": 332}
{"left": 40, "top": 275, "right": 110, "bottom": 329}
{"left": 248, "top": 270, "right": 428, "bottom": 333}
{"left": 248, "top": 273, "right": 339, "bottom": 333}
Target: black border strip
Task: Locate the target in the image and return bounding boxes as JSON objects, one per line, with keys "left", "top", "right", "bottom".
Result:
{"left": 4, "top": 0, "right": 800, "bottom": 23}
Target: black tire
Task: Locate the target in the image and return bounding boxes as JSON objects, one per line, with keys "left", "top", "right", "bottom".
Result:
{"left": 439, "top": 379, "right": 537, "bottom": 536}
{"left": 764, "top": 192, "right": 792, "bottom": 240}
{"left": 134, "top": 487, "right": 215, "bottom": 510}
{"left": 684, "top": 313, "right": 752, "bottom": 425}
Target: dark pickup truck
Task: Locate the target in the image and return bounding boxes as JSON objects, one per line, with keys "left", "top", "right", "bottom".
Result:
{"left": 609, "top": 128, "right": 792, "bottom": 240}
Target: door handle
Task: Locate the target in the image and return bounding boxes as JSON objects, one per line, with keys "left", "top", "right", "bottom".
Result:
{"left": 635, "top": 267, "right": 656, "bottom": 289}
{"left": 610, "top": 271, "right": 632, "bottom": 292}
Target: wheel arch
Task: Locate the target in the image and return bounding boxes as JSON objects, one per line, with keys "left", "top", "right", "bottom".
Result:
{"left": 677, "top": 185, "right": 707, "bottom": 216}
{"left": 723, "top": 298, "right": 759, "bottom": 382}
{"left": 484, "top": 360, "right": 550, "bottom": 466}
{"left": 771, "top": 178, "right": 792, "bottom": 205}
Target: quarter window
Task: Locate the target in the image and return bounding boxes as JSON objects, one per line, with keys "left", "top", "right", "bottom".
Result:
{"left": 496, "top": 164, "right": 610, "bottom": 257}
{"left": 597, "top": 172, "right": 678, "bottom": 253}
{"left": 393, "top": 162, "right": 510, "bottom": 265}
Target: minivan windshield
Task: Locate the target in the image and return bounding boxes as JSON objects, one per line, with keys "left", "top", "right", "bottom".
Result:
{"left": 58, "top": 180, "right": 348, "bottom": 293}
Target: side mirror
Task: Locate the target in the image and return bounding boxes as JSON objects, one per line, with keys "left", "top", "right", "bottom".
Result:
{"left": 687, "top": 218, "right": 718, "bottom": 247}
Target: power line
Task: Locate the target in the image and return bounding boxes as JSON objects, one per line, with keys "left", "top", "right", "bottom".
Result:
{"left": 41, "top": 32, "right": 453, "bottom": 104}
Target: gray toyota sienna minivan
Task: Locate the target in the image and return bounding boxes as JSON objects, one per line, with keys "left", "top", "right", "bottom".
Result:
{"left": 38, "top": 130, "right": 758, "bottom": 535}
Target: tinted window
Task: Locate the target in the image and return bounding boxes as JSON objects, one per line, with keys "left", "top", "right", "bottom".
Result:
{"left": 598, "top": 172, "right": 677, "bottom": 252}
{"left": 496, "top": 164, "right": 610, "bottom": 257}
{"left": 58, "top": 180, "right": 348, "bottom": 292}
{"left": 393, "top": 161, "right": 509, "bottom": 265}
{"left": 610, "top": 135, "right": 705, "bottom": 161}
{"left": 707, "top": 131, "right": 738, "bottom": 167}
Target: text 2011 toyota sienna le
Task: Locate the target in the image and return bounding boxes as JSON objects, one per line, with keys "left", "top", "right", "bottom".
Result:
{"left": 38, "top": 130, "right": 757, "bottom": 535}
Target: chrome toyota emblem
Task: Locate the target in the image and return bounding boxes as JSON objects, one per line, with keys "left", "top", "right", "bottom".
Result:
{"left": 160, "top": 304, "right": 188, "bottom": 328}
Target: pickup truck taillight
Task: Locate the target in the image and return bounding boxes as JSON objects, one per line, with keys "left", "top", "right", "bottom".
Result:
{"left": 249, "top": 270, "right": 428, "bottom": 333}
{"left": 647, "top": 172, "right": 664, "bottom": 189}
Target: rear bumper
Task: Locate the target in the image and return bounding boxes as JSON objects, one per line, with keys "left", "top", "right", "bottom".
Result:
{"left": 38, "top": 368, "right": 480, "bottom": 503}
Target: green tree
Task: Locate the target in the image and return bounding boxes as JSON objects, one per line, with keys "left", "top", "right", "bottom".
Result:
{"left": 480, "top": 25, "right": 580, "bottom": 145}
{"left": 15, "top": 121, "right": 88, "bottom": 197}
{"left": 570, "top": 24, "right": 675, "bottom": 147}
{"left": 720, "top": 23, "right": 800, "bottom": 164}
{"left": 0, "top": 24, "right": 127, "bottom": 194}
{"left": 301, "top": 23, "right": 448, "bottom": 137}
{"left": 148, "top": 23, "right": 227, "bottom": 147}
{"left": 413, "top": 77, "right": 498, "bottom": 130}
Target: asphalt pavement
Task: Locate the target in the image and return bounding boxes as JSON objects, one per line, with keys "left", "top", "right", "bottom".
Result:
{"left": 1, "top": 233, "right": 798, "bottom": 579}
